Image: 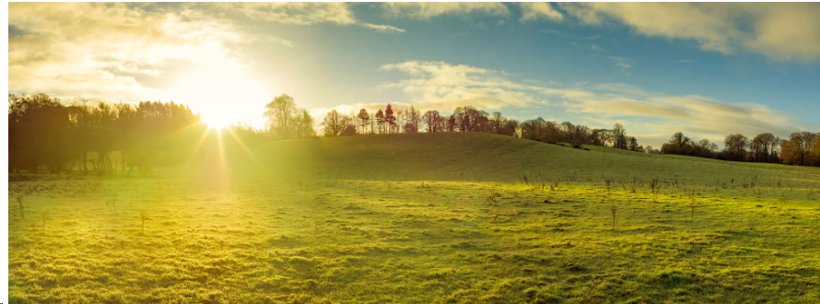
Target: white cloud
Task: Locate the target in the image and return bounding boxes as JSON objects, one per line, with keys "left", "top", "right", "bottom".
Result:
{"left": 558, "top": 3, "right": 820, "bottom": 62}
{"left": 8, "top": 3, "right": 251, "bottom": 101}
{"left": 591, "top": 44, "right": 607, "bottom": 52}
{"left": 361, "top": 23, "right": 406, "bottom": 33}
{"left": 8, "top": 2, "right": 277, "bottom": 129}
{"left": 227, "top": 2, "right": 357, "bottom": 25}
{"left": 519, "top": 3, "right": 564, "bottom": 22}
{"left": 379, "top": 60, "right": 592, "bottom": 110}
{"left": 220, "top": 2, "right": 405, "bottom": 33}
{"left": 608, "top": 56, "right": 635, "bottom": 74}
{"left": 381, "top": 3, "right": 510, "bottom": 20}
{"left": 376, "top": 60, "right": 806, "bottom": 147}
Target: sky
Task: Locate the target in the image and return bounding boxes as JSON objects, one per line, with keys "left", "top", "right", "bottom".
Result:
{"left": 7, "top": 2, "right": 820, "bottom": 148}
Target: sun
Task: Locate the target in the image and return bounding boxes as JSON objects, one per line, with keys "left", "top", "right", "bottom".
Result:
{"left": 170, "top": 67, "right": 270, "bottom": 131}
{"left": 201, "top": 114, "right": 230, "bottom": 130}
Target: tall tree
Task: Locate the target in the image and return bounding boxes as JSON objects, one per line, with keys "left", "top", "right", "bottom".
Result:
{"left": 422, "top": 110, "right": 442, "bottom": 133}
{"left": 446, "top": 115, "right": 456, "bottom": 132}
{"left": 294, "top": 109, "right": 316, "bottom": 138}
{"left": 489, "top": 112, "right": 505, "bottom": 134}
{"left": 321, "top": 109, "right": 344, "bottom": 137}
{"left": 384, "top": 104, "right": 396, "bottom": 133}
{"left": 357, "top": 109, "right": 370, "bottom": 135}
{"left": 724, "top": 134, "right": 749, "bottom": 161}
{"left": 375, "top": 109, "right": 385, "bottom": 134}
{"left": 782, "top": 132, "right": 817, "bottom": 165}
{"left": 405, "top": 105, "right": 421, "bottom": 133}
{"left": 611, "top": 123, "right": 627, "bottom": 149}
{"left": 264, "top": 94, "right": 297, "bottom": 139}
{"left": 661, "top": 132, "right": 691, "bottom": 155}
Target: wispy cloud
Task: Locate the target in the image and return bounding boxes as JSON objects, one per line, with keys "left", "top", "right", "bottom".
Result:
{"left": 608, "top": 56, "right": 635, "bottom": 74}
{"left": 557, "top": 3, "right": 820, "bottom": 62}
{"left": 519, "top": 3, "right": 564, "bottom": 22}
{"left": 376, "top": 60, "right": 804, "bottom": 147}
{"left": 380, "top": 3, "right": 510, "bottom": 20}
{"left": 212, "top": 2, "right": 405, "bottom": 33}
{"left": 591, "top": 44, "right": 607, "bottom": 52}
{"left": 360, "top": 23, "right": 406, "bottom": 33}
{"left": 378, "top": 60, "right": 592, "bottom": 111}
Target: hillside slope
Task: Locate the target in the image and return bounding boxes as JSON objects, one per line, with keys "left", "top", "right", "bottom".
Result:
{"left": 257, "top": 132, "right": 820, "bottom": 189}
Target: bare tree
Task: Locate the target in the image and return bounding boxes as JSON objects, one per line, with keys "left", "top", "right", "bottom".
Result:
{"left": 264, "top": 94, "right": 297, "bottom": 139}
{"left": 321, "top": 109, "right": 344, "bottom": 137}
{"left": 422, "top": 110, "right": 442, "bottom": 132}
{"left": 724, "top": 134, "right": 749, "bottom": 161}
{"left": 375, "top": 109, "right": 385, "bottom": 134}
{"left": 357, "top": 109, "right": 370, "bottom": 135}
{"left": 384, "top": 104, "right": 396, "bottom": 133}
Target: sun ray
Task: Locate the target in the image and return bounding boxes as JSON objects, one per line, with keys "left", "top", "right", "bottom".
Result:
{"left": 190, "top": 126, "right": 213, "bottom": 159}
{"left": 223, "top": 127, "right": 264, "bottom": 168}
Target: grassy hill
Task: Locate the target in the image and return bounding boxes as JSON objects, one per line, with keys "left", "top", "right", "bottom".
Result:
{"left": 8, "top": 132, "right": 820, "bottom": 303}
{"left": 258, "top": 132, "right": 820, "bottom": 190}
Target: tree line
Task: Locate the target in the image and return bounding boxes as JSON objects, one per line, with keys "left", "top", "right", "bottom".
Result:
{"left": 8, "top": 93, "right": 319, "bottom": 174}
{"left": 651, "top": 131, "right": 820, "bottom": 167}
{"left": 11, "top": 92, "right": 817, "bottom": 174}
{"left": 319, "top": 104, "right": 644, "bottom": 151}
{"left": 9, "top": 94, "right": 202, "bottom": 174}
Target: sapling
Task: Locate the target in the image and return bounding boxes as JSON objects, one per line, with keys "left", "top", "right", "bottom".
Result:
{"left": 690, "top": 204, "right": 696, "bottom": 230}
{"left": 16, "top": 195, "right": 25, "bottom": 219}
{"left": 610, "top": 203, "right": 618, "bottom": 231}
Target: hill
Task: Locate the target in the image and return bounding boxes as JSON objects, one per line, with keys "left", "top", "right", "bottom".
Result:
{"left": 9, "top": 132, "right": 820, "bottom": 303}
{"left": 256, "top": 132, "right": 820, "bottom": 190}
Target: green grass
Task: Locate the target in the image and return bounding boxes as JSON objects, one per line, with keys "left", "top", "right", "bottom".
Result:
{"left": 8, "top": 132, "right": 820, "bottom": 303}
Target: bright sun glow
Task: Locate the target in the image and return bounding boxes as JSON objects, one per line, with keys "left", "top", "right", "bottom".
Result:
{"left": 201, "top": 114, "right": 230, "bottom": 130}
{"left": 170, "top": 66, "right": 270, "bottom": 130}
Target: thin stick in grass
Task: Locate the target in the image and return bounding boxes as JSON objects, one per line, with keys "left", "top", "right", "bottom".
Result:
{"left": 16, "top": 195, "right": 25, "bottom": 219}
{"left": 610, "top": 203, "right": 617, "bottom": 231}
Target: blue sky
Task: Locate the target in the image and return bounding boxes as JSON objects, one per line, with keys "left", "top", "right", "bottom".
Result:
{"left": 8, "top": 3, "right": 820, "bottom": 147}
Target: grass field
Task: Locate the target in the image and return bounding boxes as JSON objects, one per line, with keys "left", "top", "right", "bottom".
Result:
{"left": 8, "top": 133, "right": 820, "bottom": 303}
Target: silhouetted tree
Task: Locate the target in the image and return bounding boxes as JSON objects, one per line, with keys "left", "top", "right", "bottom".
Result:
{"left": 375, "top": 109, "right": 385, "bottom": 134}
{"left": 8, "top": 94, "right": 72, "bottom": 173}
{"left": 750, "top": 133, "right": 778, "bottom": 162}
{"left": 422, "top": 110, "right": 442, "bottom": 132}
{"left": 321, "top": 110, "right": 345, "bottom": 137}
{"left": 612, "top": 123, "right": 627, "bottom": 149}
{"left": 723, "top": 134, "right": 749, "bottom": 161}
{"left": 781, "top": 131, "right": 818, "bottom": 166}
{"left": 264, "top": 94, "right": 297, "bottom": 139}
{"left": 661, "top": 132, "right": 691, "bottom": 155}
{"left": 294, "top": 109, "right": 316, "bottom": 138}
{"left": 357, "top": 109, "right": 370, "bottom": 134}
{"left": 445, "top": 115, "right": 456, "bottom": 132}
{"left": 405, "top": 105, "right": 420, "bottom": 133}
{"left": 384, "top": 104, "right": 396, "bottom": 133}
{"left": 501, "top": 119, "right": 519, "bottom": 137}
{"left": 453, "top": 106, "right": 486, "bottom": 132}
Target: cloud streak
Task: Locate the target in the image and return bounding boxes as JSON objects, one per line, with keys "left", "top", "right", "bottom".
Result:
{"left": 378, "top": 60, "right": 806, "bottom": 147}
{"left": 381, "top": 3, "right": 510, "bottom": 20}
{"left": 557, "top": 3, "right": 820, "bottom": 62}
{"left": 519, "top": 3, "right": 564, "bottom": 22}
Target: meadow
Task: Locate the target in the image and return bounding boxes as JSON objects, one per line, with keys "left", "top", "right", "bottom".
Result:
{"left": 8, "top": 133, "right": 820, "bottom": 303}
